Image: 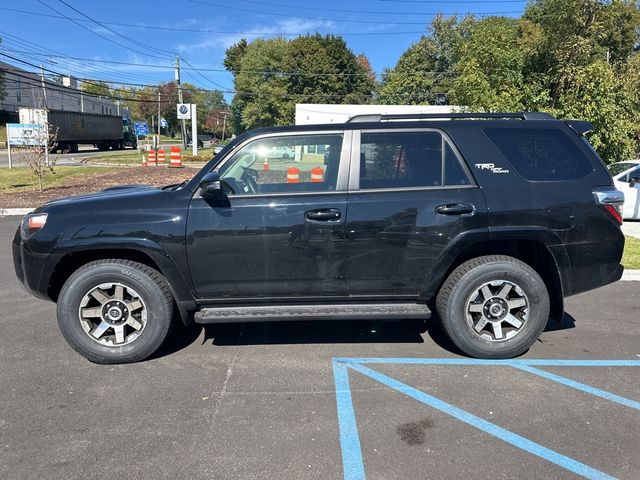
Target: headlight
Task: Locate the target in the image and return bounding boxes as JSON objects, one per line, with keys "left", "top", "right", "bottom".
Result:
{"left": 21, "top": 213, "right": 48, "bottom": 239}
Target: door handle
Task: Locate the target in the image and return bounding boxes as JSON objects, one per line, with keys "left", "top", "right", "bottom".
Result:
{"left": 435, "top": 203, "right": 475, "bottom": 215}
{"left": 305, "top": 208, "right": 341, "bottom": 222}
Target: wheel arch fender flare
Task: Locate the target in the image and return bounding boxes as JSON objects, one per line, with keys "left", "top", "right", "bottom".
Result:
{"left": 420, "top": 227, "right": 567, "bottom": 321}
{"left": 48, "top": 237, "right": 196, "bottom": 324}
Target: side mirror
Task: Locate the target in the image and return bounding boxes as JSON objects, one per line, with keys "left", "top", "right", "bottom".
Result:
{"left": 629, "top": 177, "right": 639, "bottom": 187}
{"left": 199, "top": 171, "right": 226, "bottom": 200}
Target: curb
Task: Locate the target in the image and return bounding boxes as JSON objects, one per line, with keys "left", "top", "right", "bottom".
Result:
{"left": 621, "top": 270, "right": 640, "bottom": 281}
{"left": 0, "top": 208, "right": 34, "bottom": 216}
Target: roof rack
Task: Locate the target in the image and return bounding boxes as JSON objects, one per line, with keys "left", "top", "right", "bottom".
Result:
{"left": 345, "top": 112, "right": 555, "bottom": 123}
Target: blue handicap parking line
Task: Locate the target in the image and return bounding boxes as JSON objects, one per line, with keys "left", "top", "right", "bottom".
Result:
{"left": 333, "top": 358, "right": 640, "bottom": 480}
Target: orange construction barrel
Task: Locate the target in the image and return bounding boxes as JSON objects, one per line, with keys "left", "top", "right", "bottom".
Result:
{"left": 147, "top": 149, "right": 156, "bottom": 166}
{"left": 169, "top": 146, "right": 183, "bottom": 168}
{"left": 287, "top": 166, "right": 300, "bottom": 183}
{"left": 310, "top": 166, "right": 324, "bottom": 182}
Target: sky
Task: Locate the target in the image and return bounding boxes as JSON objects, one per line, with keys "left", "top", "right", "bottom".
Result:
{"left": 0, "top": 0, "right": 527, "bottom": 100}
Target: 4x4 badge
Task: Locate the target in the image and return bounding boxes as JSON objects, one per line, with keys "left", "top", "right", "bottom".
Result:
{"left": 475, "top": 163, "right": 510, "bottom": 174}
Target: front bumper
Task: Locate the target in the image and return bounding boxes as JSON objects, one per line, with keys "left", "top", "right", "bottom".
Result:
{"left": 12, "top": 227, "right": 59, "bottom": 301}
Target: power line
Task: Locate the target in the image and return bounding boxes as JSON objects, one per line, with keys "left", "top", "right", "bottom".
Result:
{"left": 0, "top": 7, "right": 432, "bottom": 36}
{"left": 35, "top": 0, "right": 170, "bottom": 60}
{"left": 53, "top": 0, "right": 175, "bottom": 59}
{"left": 187, "top": 0, "right": 522, "bottom": 25}
{"left": 230, "top": 0, "right": 526, "bottom": 15}
{"left": 378, "top": 0, "right": 524, "bottom": 3}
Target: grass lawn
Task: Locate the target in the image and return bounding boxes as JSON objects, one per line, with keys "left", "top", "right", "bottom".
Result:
{"left": 0, "top": 166, "right": 112, "bottom": 192}
{"left": 88, "top": 150, "right": 146, "bottom": 165}
{"left": 89, "top": 148, "right": 212, "bottom": 165}
{"left": 622, "top": 235, "right": 640, "bottom": 270}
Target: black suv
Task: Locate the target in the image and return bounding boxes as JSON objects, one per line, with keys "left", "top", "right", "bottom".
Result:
{"left": 13, "top": 112, "right": 625, "bottom": 364}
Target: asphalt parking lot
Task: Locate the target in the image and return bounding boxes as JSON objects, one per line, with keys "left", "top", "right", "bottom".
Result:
{"left": 1, "top": 215, "right": 639, "bottom": 480}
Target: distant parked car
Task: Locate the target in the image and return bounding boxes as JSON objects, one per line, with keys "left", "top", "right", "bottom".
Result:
{"left": 608, "top": 161, "right": 640, "bottom": 220}
{"left": 257, "top": 145, "right": 295, "bottom": 159}
{"left": 186, "top": 135, "right": 204, "bottom": 148}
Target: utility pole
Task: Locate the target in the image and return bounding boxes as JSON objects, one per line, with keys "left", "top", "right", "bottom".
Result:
{"left": 40, "top": 64, "right": 49, "bottom": 166}
{"left": 221, "top": 111, "right": 228, "bottom": 142}
{"left": 39, "top": 64, "right": 48, "bottom": 109}
{"left": 175, "top": 57, "right": 187, "bottom": 149}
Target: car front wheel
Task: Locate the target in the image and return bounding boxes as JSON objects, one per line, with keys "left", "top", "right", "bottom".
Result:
{"left": 436, "top": 255, "right": 550, "bottom": 359}
{"left": 57, "top": 259, "right": 174, "bottom": 364}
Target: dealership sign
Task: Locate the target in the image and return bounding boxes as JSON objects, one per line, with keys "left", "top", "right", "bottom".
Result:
{"left": 7, "top": 123, "right": 46, "bottom": 146}
{"left": 177, "top": 103, "right": 192, "bottom": 120}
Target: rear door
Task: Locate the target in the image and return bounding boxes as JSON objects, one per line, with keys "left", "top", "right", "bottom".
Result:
{"left": 344, "top": 128, "right": 488, "bottom": 297}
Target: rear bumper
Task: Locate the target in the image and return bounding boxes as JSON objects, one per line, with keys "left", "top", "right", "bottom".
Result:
{"left": 551, "top": 235, "right": 625, "bottom": 298}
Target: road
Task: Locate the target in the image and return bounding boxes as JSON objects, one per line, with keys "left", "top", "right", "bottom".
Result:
{"left": 0, "top": 143, "right": 184, "bottom": 168}
{"left": 1, "top": 215, "right": 639, "bottom": 480}
{"left": 0, "top": 145, "right": 129, "bottom": 167}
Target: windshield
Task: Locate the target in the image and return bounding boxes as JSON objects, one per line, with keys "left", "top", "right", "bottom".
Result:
{"left": 608, "top": 162, "right": 638, "bottom": 177}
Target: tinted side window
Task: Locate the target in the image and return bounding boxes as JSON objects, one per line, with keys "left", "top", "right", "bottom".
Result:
{"left": 444, "top": 142, "right": 471, "bottom": 186}
{"left": 359, "top": 131, "right": 469, "bottom": 189}
{"left": 218, "top": 134, "right": 342, "bottom": 195}
{"left": 484, "top": 128, "right": 593, "bottom": 181}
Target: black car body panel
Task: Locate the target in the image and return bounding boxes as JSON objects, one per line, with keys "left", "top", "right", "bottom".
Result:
{"left": 13, "top": 115, "right": 625, "bottom": 328}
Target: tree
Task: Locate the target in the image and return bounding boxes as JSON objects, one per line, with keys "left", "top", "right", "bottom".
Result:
{"left": 378, "top": 16, "right": 468, "bottom": 105}
{"left": 228, "top": 37, "right": 290, "bottom": 131}
{"left": 225, "top": 35, "right": 375, "bottom": 131}
{"left": 450, "top": 17, "right": 527, "bottom": 111}
{"left": 382, "top": 1, "right": 640, "bottom": 161}
{"left": 82, "top": 80, "right": 111, "bottom": 97}
{"left": 378, "top": 37, "right": 444, "bottom": 105}
{"left": 192, "top": 89, "right": 227, "bottom": 134}
{"left": 17, "top": 125, "right": 59, "bottom": 192}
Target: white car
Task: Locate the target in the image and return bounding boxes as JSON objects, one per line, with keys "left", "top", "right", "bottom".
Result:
{"left": 609, "top": 160, "right": 640, "bottom": 220}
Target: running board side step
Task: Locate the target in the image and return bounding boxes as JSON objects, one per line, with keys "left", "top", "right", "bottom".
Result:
{"left": 193, "top": 303, "right": 431, "bottom": 324}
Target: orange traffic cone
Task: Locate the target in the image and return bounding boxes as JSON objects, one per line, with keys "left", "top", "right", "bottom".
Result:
{"left": 147, "top": 149, "right": 156, "bottom": 166}
{"left": 310, "top": 166, "right": 324, "bottom": 182}
{"left": 287, "top": 166, "right": 300, "bottom": 183}
{"left": 263, "top": 157, "right": 269, "bottom": 171}
{"left": 169, "top": 146, "right": 183, "bottom": 168}
{"left": 157, "top": 149, "right": 166, "bottom": 165}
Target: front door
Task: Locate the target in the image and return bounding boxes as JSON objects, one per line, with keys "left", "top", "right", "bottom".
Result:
{"left": 186, "top": 131, "right": 350, "bottom": 300}
{"left": 345, "top": 129, "right": 488, "bottom": 297}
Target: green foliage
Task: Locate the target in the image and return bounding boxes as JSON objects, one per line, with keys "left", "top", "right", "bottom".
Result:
{"left": 225, "top": 35, "right": 375, "bottom": 131}
{"left": 127, "top": 82, "right": 228, "bottom": 137}
{"left": 82, "top": 81, "right": 111, "bottom": 97}
{"left": 380, "top": 1, "right": 640, "bottom": 162}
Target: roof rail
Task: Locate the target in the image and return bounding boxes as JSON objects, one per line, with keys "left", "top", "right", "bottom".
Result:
{"left": 345, "top": 112, "right": 555, "bottom": 123}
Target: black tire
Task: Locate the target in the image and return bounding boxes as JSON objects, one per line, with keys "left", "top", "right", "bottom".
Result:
{"left": 436, "top": 255, "right": 549, "bottom": 359}
{"left": 57, "top": 259, "right": 175, "bottom": 364}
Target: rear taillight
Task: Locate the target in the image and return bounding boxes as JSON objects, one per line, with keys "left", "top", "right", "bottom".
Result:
{"left": 593, "top": 188, "right": 624, "bottom": 225}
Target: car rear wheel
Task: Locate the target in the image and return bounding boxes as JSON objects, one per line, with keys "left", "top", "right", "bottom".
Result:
{"left": 436, "top": 255, "right": 549, "bottom": 359}
{"left": 57, "top": 259, "right": 174, "bottom": 364}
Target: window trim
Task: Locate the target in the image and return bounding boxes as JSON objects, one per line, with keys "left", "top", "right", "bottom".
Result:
{"left": 348, "top": 128, "right": 476, "bottom": 192}
{"left": 208, "top": 130, "right": 352, "bottom": 199}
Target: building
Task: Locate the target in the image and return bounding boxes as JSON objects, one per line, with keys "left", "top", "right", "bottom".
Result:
{"left": 295, "top": 103, "right": 460, "bottom": 125}
{"left": 0, "top": 61, "right": 126, "bottom": 120}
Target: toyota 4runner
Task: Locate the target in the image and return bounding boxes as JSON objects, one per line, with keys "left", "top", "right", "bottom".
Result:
{"left": 13, "top": 112, "right": 625, "bottom": 363}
